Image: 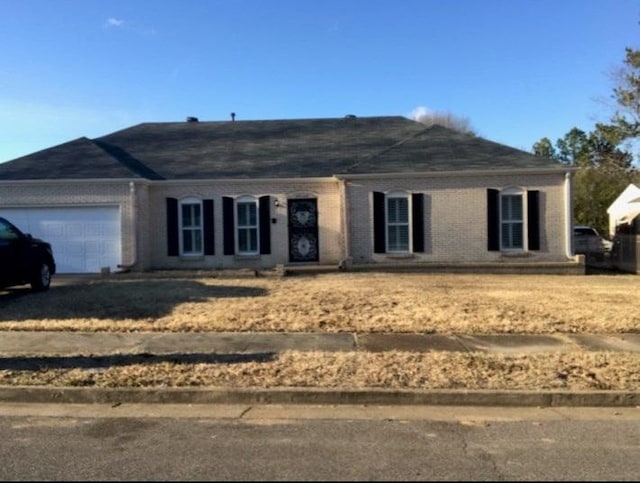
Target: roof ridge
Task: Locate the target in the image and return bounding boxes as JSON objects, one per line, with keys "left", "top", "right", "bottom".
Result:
{"left": 92, "top": 139, "right": 165, "bottom": 180}
{"left": 343, "top": 125, "right": 433, "bottom": 171}
{"left": 123, "top": 115, "right": 409, "bottom": 127}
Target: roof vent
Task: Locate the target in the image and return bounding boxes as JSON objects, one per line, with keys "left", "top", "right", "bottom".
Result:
{"left": 230, "top": 112, "right": 236, "bottom": 122}
{"left": 345, "top": 114, "right": 356, "bottom": 119}
{"left": 186, "top": 116, "right": 199, "bottom": 123}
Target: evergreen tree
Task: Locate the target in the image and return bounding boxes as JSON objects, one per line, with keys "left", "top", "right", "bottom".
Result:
{"left": 532, "top": 127, "right": 634, "bottom": 236}
{"left": 532, "top": 40, "right": 640, "bottom": 236}
{"left": 532, "top": 137, "right": 556, "bottom": 159}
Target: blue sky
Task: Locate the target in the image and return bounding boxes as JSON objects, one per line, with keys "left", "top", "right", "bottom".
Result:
{"left": 1, "top": 0, "right": 638, "bottom": 163}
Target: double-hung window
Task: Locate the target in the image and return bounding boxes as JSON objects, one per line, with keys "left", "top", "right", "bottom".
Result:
{"left": 237, "top": 197, "right": 258, "bottom": 255}
{"left": 386, "top": 193, "right": 410, "bottom": 252}
{"left": 487, "top": 188, "right": 540, "bottom": 252}
{"left": 179, "top": 198, "right": 203, "bottom": 255}
{"left": 373, "top": 191, "right": 425, "bottom": 254}
{"left": 500, "top": 190, "right": 524, "bottom": 250}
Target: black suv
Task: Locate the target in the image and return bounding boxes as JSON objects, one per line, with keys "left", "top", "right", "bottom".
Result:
{"left": 0, "top": 217, "right": 56, "bottom": 291}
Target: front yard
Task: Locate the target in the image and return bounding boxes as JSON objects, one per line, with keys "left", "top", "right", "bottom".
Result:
{"left": 1, "top": 272, "right": 639, "bottom": 334}
{"left": 1, "top": 272, "right": 639, "bottom": 391}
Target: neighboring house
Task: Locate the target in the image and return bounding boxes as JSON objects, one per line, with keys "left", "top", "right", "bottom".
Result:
{"left": 0, "top": 115, "right": 580, "bottom": 274}
{"left": 608, "top": 183, "right": 640, "bottom": 274}
{"left": 607, "top": 183, "right": 640, "bottom": 237}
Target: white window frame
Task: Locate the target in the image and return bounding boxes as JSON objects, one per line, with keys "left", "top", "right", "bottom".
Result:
{"left": 179, "top": 197, "right": 203, "bottom": 256}
{"left": 500, "top": 188, "right": 526, "bottom": 251}
{"left": 386, "top": 192, "right": 411, "bottom": 253}
{"left": 236, "top": 196, "right": 259, "bottom": 255}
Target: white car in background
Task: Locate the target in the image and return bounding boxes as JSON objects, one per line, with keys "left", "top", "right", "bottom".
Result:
{"left": 573, "top": 225, "right": 607, "bottom": 261}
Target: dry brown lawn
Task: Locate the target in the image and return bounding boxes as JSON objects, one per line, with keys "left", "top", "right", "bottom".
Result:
{"left": 1, "top": 272, "right": 639, "bottom": 334}
{"left": 1, "top": 271, "right": 639, "bottom": 391}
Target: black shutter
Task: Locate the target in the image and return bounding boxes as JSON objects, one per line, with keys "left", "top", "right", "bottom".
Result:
{"left": 259, "top": 195, "right": 271, "bottom": 255}
{"left": 412, "top": 193, "right": 425, "bottom": 253}
{"left": 487, "top": 189, "right": 500, "bottom": 251}
{"left": 203, "top": 199, "right": 215, "bottom": 255}
{"left": 223, "top": 196, "right": 235, "bottom": 255}
{"left": 373, "top": 191, "right": 386, "bottom": 253}
{"left": 527, "top": 190, "right": 540, "bottom": 251}
{"left": 166, "top": 197, "right": 179, "bottom": 256}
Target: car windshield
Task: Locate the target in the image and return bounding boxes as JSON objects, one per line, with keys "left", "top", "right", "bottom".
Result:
{"left": 574, "top": 227, "right": 598, "bottom": 236}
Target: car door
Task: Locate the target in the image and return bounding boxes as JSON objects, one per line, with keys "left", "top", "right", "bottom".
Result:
{"left": 0, "top": 218, "right": 27, "bottom": 287}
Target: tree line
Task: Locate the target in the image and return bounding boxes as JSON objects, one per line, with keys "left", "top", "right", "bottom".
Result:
{"left": 532, "top": 45, "right": 640, "bottom": 238}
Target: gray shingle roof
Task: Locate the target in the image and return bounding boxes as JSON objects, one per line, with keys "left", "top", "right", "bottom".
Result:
{"left": 0, "top": 116, "right": 565, "bottom": 181}
{"left": 0, "top": 137, "right": 147, "bottom": 180}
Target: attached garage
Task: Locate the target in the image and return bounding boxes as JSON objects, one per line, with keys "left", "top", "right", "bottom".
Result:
{"left": 0, "top": 206, "right": 122, "bottom": 273}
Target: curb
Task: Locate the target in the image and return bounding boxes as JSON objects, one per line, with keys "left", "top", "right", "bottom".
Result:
{"left": 0, "top": 386, "right": 639, "bottom": 407}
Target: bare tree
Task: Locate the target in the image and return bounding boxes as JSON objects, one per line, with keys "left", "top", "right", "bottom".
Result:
{"left": 411, "top": 107, "right": 475, "bottom": 135}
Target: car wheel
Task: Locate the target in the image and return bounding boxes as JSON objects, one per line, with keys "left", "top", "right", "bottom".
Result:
{"left": 30, "top": 262, "right": 52, "bottom": 292}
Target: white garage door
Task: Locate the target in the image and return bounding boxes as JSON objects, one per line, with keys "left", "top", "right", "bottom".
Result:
{"left": 0, "top": 207, "right": 121, "bottom": 274}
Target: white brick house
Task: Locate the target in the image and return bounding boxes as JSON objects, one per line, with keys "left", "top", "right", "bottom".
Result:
{"left": 0, "top": 116, "right": 579, "bottom": 273}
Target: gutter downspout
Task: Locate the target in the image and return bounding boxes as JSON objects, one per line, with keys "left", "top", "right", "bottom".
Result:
{"left": 339, "top": 177, "right": 352, "bottom": 270}
{"left": 117, "top": 181, "right": 138, "bottom": 271}
{"left": 564, "top": 171, "right": 574, "bottom": 259}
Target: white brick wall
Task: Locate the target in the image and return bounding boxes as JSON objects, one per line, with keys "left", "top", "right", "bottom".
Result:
{"left": 147, "top": 179, "right": 344, "bottom": 270}
{"left": 0, "top": 181, "right": 137, "bottom": 269}
{"left": 345, "top": 172, "right": 570, "bottom": 263}
{"left": 0, "top": 170, "right": 571, "bottom": 272}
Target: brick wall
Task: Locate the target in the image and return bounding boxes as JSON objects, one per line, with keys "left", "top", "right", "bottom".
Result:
{"left": 0, "top": 181, "right": 137, "bottom": 269}
{"left": 147, "top": 179, "right": 344, "bottom": 270}
{"left": 0, "top": 170, "right": 572, "bottom": 272}
{"left": 345, "top": 171, "right": 570, "bottom": 264}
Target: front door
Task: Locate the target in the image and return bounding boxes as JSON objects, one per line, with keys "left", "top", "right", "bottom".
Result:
{"left": 288, "top": 198, "right": 319, "bottom": 262}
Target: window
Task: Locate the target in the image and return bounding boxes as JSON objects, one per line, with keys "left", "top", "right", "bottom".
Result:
{"left": 237, "top": 197, "right": 258, "bottom": 255}
{"left": 179, "top": 198, "right": 203, "bottom": 255}
{"left": 222, "top": 195, "right": 271, "bottom": 256}
{"left": 373, "top": 191, "right": 425, "bottom": 254}
{"left": 500, "top": 190, "right": 524, "bottom": 250}
{"left": 387, "top": 194, "right": 410, "bottom": 252}
{"left": 487, "top": 188, "right": 540, "bottom": 252}
{"left": 166, "top": 197, "right": 214, "bottom": 257}
{"left": 0, "top": 219, "right": 19, "bottom": 241}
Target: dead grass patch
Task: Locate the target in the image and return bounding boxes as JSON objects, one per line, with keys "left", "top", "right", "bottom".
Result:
{"left": 1, "top": 351, "right": 638, "bottom": 391}
{"left": 1, "top": 273, "right": 639, "bottom": 334}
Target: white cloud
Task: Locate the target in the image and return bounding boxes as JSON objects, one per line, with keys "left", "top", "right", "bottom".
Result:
{"left": 409, "top": 106, "right": 434, "bottom": 121}
{"left": 105, "top": 17, "right": 125, "bottom": 28}
{"left": 103, "top": 17, "right": 156, "bottom": 35}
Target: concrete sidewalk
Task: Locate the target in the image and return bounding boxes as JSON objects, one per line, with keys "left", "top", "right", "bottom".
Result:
{"left": 1, "top": 331, "right": 640, "bottom": 408}
{"left": 1, "top": 331, "right": 640, "bottom": 357}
